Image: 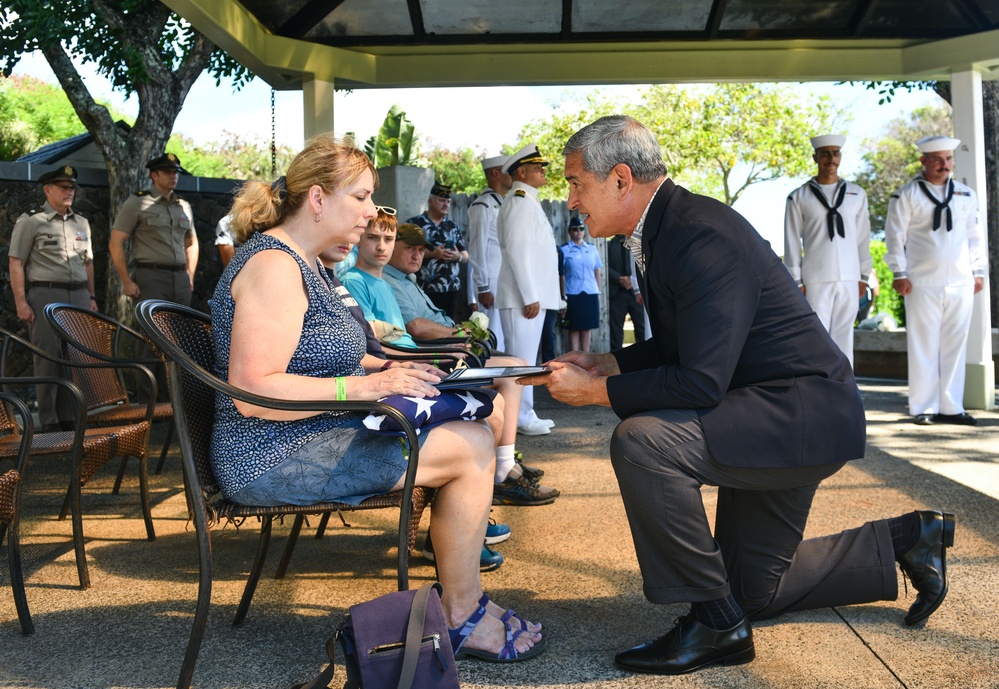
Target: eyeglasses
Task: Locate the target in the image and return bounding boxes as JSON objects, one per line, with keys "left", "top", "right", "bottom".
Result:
{"left": 569, "top": 227, "right": 584, "bottom": 231}
{"left": 375, "top": 206, "right": 397, "bottom": 216}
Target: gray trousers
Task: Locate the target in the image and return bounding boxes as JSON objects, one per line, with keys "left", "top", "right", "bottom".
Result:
{"left": 134, "top": 266, "right": 191, "bottom": 401}
{"left": 26, "top": 286, "right": 90, "bottom": 426}
{"left": 610, "top": 409, "right": 898, "bottom": 620}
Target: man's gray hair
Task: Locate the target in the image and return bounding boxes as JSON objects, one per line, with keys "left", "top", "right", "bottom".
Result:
{"left": 562, "top": 115, "right": 667, "bottom": 183}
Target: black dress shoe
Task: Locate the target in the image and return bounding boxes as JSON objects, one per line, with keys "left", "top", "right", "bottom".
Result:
{"left": 614, "top": 613, "right": 754, "bottom": 675}
{"left": 913, "top": 414, "right": 935, "bottom": 426}
{"left": 898, "top": 510, "right": 956, "bottom": 626}
{"left": 933, "top": 413, "right": 977, "bottom": 426}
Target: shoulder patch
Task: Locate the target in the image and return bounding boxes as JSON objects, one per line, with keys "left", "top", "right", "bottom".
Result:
{"left": 890, "top": 194, "right": 900, "bottom": 199}
{"left": 514, "top": 189, "right": 526, "bottom": 198}
{"left": 470, "top": 201, "right": 488, "bottom": 208}
{"left": 135, "top": 190, "right": 148, "bottom": 196}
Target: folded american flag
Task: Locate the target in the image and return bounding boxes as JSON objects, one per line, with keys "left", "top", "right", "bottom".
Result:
{"left": 363, "top": 387, "right": 497, "bottom": 435}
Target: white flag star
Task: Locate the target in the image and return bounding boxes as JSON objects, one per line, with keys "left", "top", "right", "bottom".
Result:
{"left": 363, "top": 414, "right": 386, "bottom": 431}
{"left": 404, "top": 396, "right": 437, "bottom": 421}
{"left": 457, "top": 391, "right": 485, "bottom": 417}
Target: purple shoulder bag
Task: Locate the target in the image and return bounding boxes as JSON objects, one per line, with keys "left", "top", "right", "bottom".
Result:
{"left": 295, "top": 583, "right": 460, "bottom": 689}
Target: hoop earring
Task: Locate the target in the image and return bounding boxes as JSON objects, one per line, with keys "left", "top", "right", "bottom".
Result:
{"left": 314, "top": 212, "right": 322, "bottom": 223}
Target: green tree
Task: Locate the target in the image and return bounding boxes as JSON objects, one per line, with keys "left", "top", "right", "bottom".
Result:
{"left": 0, "top": 73, "right": 131, "bottom": 159}
{"left": 851, "top": 105, "right": 953, "bottom": 236}
{"left": 420, "top": 144, "right": 486, "bottom": 194}
{"left": 0, "top": 74, "right": 292, "bottom": 180}
{"left": 0, "top": 0, "right": 250, "bottom": 321}
{"left": 166, "top": 131, "right": 297, "bottom": 180}
{"left": 0, "top": 77, "right": 32, "bottom": 159}
{"left": 869, "top": 239, "right": 906, "bottom": 327}
{"left": 640, "top": 83, "right": 838, "bottom": 205}
{"left": 515, "top": 90, "right": 627, "bottom": 201}
{"left": 514, "top": 84, "right": 839, "bottom": 204}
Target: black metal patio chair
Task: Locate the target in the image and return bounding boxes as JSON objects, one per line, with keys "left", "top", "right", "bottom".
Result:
{"left": 135, "top": 299, "right": 434, "bottom": 689}
{"left": 0, "top": 328, "right": 155, "bottom": 589}
{"left": 44, "top": 303, "right": 175, "bottom": 484}
{"left": 0, "top": 392, "right": 34, "bottom": 635}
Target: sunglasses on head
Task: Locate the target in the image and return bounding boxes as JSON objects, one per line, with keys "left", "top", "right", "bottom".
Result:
{"left": 376, "top": 206, "right": 397, "bottom": 216}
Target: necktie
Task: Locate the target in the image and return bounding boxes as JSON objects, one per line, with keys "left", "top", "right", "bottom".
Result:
{"left": 807, "top": 182, "right": 847, "bottom": 241}
{"left": 917, "top": 179, "right": 955, "bottom": 231}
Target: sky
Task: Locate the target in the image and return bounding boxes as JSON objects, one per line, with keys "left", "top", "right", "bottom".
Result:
{"left": 12, "top": 51, "right": 944, "bottom": 250}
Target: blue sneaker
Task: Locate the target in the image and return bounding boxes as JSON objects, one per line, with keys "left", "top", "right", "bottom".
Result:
{"left": 485, "top": 519, "right": 511, "bottom": 545}
{"left": 422, "top": 533, "right": 504, "bottom": 572}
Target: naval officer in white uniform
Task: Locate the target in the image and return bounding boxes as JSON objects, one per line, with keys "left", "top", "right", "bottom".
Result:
{"left": 783, "top": 134, "right": 872, "bottom": 366}
{"left": 884, "top": 135, "right": 986, "bottom": 426}
{"left": 496, "top": 144, "right": 561, "bottom": 435}
{"left": 467, "top": 154, "right": 511, "bottom": 352}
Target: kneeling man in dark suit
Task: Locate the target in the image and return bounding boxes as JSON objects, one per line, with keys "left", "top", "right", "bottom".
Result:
{"left": 523, "top": 115, "right": 954, "bottom": 675}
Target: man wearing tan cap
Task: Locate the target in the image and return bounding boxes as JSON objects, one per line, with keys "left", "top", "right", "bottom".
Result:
{"left": 110, "top": 152, "right": 198, "bottom": 400}
{"left": 8, "top": 166, "right": 97, "bottom": 431}
{"left": 783, "top": 134, "right": 872, "bottom": 366}
{"left": 384, "top": 222, "right": 560, "bottom": 507}
{"left": 497, "top": 143, "right": 560, "bottom": 435}
{"left": 467, "top": 154, "right": 512, "bottom": 351}
{"left": 109, "top": 152, "right": 198, "bottom": 307}
{"left": 885, "top": 135, "right": 986, "bottom": 426}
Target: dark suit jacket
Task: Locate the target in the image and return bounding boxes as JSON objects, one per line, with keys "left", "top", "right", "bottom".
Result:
{"left": 606, "top": 235, "right": 634, "bottom": 296}
{"left": 607, "top": 180, "right": 865, "bottom": 469}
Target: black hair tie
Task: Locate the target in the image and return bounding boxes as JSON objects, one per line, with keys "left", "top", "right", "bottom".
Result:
{"left": 270, "top": 175, "right": 288, "bottom": 201}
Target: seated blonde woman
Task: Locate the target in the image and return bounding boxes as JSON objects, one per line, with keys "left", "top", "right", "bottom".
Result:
{"left": 210, "top": 134, "right": 544, "bottom": 662}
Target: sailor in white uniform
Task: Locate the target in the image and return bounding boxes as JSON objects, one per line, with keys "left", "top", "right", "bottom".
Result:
{"left": 784, "top": 134, "right": 872, "bottom": 366}
{"left": 467, "top": 154, "right": 511, "bottom": 352}
{"left": 884, "top": 135, "right": 986, "bottom": 425}
{"left": 496, "top": 144, "right": 561, "bottom": 435}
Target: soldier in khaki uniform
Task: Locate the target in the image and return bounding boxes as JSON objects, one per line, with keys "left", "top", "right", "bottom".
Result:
{"left": 109, "top": 153, "right": 198, "bottom": 306}
{"left": 8, "top": 166, "right": 97, "bottom": 431}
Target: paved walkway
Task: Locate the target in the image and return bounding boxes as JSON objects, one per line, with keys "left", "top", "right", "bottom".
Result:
{"left": 2, "top": 380, "right": 998, "bottom": 688}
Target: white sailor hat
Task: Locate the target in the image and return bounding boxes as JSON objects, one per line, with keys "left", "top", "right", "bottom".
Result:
{"left": 481, "top": 155, "right": 510, "bottom": 171}
{"left": 810, "top": 134, "right": 846, "bottom": 150}
{"left": 916, "top": 135, "right": 961, "bottom": 153}
{"left": 502, "top": 144, "right": 550, "bottom": 175}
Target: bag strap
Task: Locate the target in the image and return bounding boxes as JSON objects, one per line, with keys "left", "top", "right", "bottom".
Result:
{"left": 293, "top": 636, "right": 339, "bottom": 689}
{"left": 397, "top": 583, "right": 441, "bottom": 689}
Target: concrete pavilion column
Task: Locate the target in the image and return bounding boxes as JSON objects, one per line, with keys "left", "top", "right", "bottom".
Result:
{"left": 303, "top": 77, "right": 336, "bottom": 140}
{"left": 951, "top": 68, "right": 995, "bottom": 410}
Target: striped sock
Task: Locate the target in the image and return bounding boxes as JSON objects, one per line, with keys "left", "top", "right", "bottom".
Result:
{"left": 888, "top": 511, "right": 921, "bottom": 559}
{"left": 691, "top": 594, "right": 745, "bottom": 630}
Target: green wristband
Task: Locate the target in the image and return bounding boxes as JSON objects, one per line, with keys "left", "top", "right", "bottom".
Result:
{"left": 335, "top": 377, "right": 346, "bottom": 401}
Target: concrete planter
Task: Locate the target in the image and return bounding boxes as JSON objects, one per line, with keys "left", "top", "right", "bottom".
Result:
{"left": 853, "top": 329, "right": 909, "bottom": 378}
{"left": 853, "top": 328, "right": 999, "bottom": 379}
{"left": 373, "top": 165, "right": 434, "bottom": 222}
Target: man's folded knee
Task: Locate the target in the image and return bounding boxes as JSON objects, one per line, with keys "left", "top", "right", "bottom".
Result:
{"left": 610, "top": 412, "right": 702, "bottom": 465}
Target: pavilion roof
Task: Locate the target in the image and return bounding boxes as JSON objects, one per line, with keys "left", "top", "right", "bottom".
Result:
{"left": 164, "top": 0, "right": 999, "bottom": 88}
